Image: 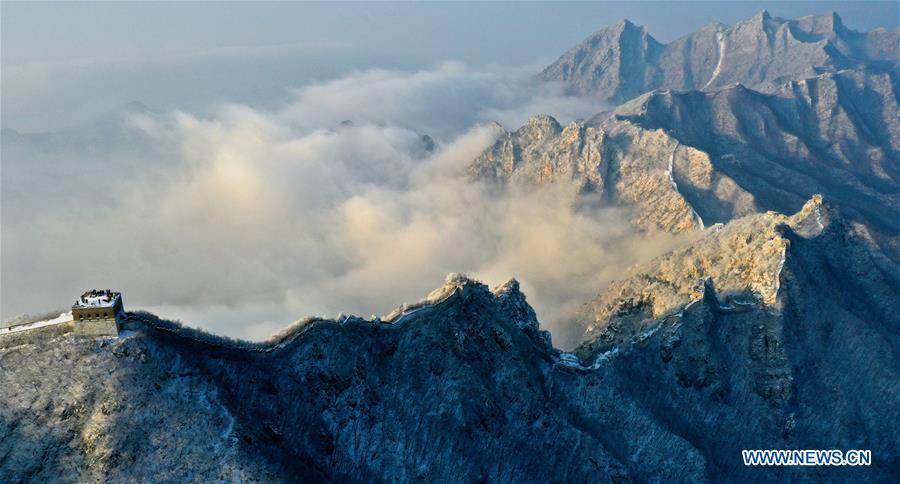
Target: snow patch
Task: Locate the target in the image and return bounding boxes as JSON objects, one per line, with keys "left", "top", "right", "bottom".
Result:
{"left": 72, "top": 290, "right": 121, "bottom": 309}
{"left": 382, "top": 282, "right": 461, "bottom": 326}
{"left": 702, "top": 30, "right": 726, "bottom": 90}
{"left": 667, "top": 142, "right": 704, "bottom": 230}
{"left": 565, "top": 295, "right": 714, "bottom": 371}
{"left": 667, "top": 144, "right": 679, "bottom": 191}
{"left": 770, "top": 244, "right": 788, "bottom": 304}
{"left": 813, "top": 205, "right": 825, "bottom": 231}
{"left": 557, "top": 324, "right": 661, "bottom": 370}
{"left": 0, "top": 312, "right": 73, "bottom": 335}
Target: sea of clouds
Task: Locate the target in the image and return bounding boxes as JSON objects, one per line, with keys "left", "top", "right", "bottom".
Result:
{"left": 3, "top": 61, "right": 682, "bottom": 348}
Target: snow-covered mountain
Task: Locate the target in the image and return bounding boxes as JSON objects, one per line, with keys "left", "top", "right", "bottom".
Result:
{"left": 541, "top": 11, "right": 898, "bottom": 102}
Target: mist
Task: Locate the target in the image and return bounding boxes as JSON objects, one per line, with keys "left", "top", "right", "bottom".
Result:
{"left": 2, "top": 62, "right": 682, "bottom": 348}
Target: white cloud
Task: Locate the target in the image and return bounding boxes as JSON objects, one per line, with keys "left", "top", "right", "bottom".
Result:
{"left": 2, "top": 62, "right": 674, "bottom": 349}
{"left": 277, "top": 61, "right": 602, "bottom": 137}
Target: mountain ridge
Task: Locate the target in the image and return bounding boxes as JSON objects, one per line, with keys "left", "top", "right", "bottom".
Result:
{"left": 541, "top": 11, "right": 898, "bottom": 102}
{"left": 3, "top": 196, "right": 899, "bottom": 482}
{"left": 471, "top": 68, "right": 898, "bottom": 241}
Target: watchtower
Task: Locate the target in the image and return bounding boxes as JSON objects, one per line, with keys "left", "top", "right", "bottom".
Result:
{"left": 72, "top": 289, "right": 123, "bottom": 336}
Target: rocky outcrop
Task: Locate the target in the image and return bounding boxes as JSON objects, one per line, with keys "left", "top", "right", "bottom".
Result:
{"left": 0, "top": 276, "right": 599, "bottom": 482}
{"left": 574, "top": 196, "right": 827, "bottom": 353}
{"left": 613, "top": 69, "right": 900, "bottom": 241}
{"left": 471, "top": 67, "right": 898, "bottom": 239}
{"left": 469, "top": 114, "right": 707, "bottom": 232}
{"left": 541, "top": 11, "right": 899, "bottom": 102}
{"left": 469, "top": 116, "right": 605, "bottom": 190}
{"left": 565, "top": 195, "right": 900, "bottom": 482}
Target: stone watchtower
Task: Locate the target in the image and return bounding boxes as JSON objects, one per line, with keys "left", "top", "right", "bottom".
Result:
{"left": 72, "top": 289, "right": 123, "bottom": 336}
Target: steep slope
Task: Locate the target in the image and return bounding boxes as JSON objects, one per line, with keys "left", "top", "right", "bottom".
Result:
{"left": 3, "top": 198, "right": 899, "bottom": 482}
{"left": 469, "top": 114, "right": 710, "bottom": 232}
{"left": 567, "top": 197, "right": 900, "bottom": 481}
{"left": 539, "top": 19, "right": 663, "bottom": 102}
{"left": 613, "top": 69, "right": 900, "bottom": 237}
{"left": 471, "top": 69, "right": 898, "bottom": 238}
{"left": 574, "top": 196, "right": 829, "bottom": 348}
{"left": 1, "top": 276, "right": 612, "bottom": 482}
{"left": 541, "top": 11, "right": 898, "bottom": 102}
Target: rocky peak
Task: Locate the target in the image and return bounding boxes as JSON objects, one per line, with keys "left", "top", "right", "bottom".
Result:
{"left": 795, "top": 11, "right": 846, "bottom": 37}
{"left": 491, "top": 277, "right": 522, "bottom": 298}
{"left": 518, "top": 115, "right": 562, "bottom": 140}
{"left": 539, "top": 18, "right": 662, "bottom": 99}
{"left": 384, "top": 273, "right": 551, "bottom": 350}
{"left": 423, "top": 272, "right": 488, "bottom": 304}
{"left": 788, "top": 194, "right": 831, "bottom": 237}
{"left": 611, "top": 19, "right": 655, "bottom": 43}
{"left": 468, "top": 115, "right": 608, "bottom": 199}
{"left": 492, "top": 279, "right": 538, "bottom": 329}
{"left": 745, "top": 9, "right": 773, "bottom": 30}
{"left": 589, "top": 18, "right": 651, "bottom": 44}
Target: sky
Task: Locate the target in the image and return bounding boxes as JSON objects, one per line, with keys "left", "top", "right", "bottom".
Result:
{"left": 3, "top": 1, "right": 897, "bottom": 130}
{"left": 2, "top": 1, "right": 898, "bottom": 345}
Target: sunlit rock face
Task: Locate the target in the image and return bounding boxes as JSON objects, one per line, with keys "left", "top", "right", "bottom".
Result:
{"left": 541, "top": 11, "right": 898, "bottom": 102}
{"left": 469, "top": 114, "right": 706, "bottom": 233}
{"left": 574, "top": 197, "right": 827, "bottom": 350}
{"left": 470, "top": 69, "right": 898, "bottom": 242}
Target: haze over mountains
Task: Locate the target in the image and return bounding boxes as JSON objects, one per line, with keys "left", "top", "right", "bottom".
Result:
{"left": 2, "top": 10, "right": 899, "bottom": 482}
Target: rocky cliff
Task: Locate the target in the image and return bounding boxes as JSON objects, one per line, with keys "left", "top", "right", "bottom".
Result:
{"left": 469, "top": 114, "right": 709, "bottom": 233}
{"left": 471, "top": 70, "right": 898, "bottom": 239}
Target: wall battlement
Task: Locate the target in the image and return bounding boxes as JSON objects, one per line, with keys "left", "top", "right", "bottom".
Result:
{"left": 72, "top": 290, "right": 123, "bottom": 337}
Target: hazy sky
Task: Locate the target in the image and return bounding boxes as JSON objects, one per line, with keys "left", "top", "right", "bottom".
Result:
{"left": 3, "top": 1, "right": 897, "bottom": 130}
